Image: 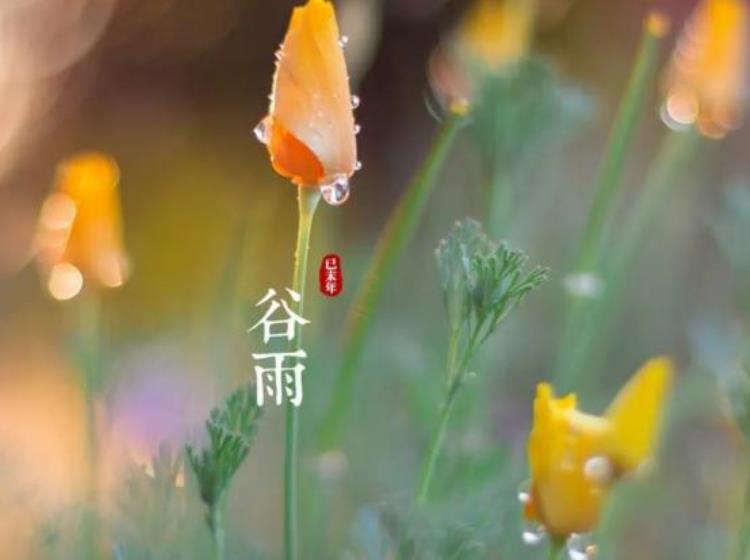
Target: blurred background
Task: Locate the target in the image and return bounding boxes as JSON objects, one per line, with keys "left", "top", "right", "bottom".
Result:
{"left": 1, "top": 0, "right": 749, "bottom": 558}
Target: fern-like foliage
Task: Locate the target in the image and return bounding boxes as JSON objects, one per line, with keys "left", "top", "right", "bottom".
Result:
{"left": 436, "top": 218, "right": 549, "bottom": 351}
{"left": 186, "top": 383, "right": 263, "bottom": 531}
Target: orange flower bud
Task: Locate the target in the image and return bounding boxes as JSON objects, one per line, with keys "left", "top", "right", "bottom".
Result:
{"left": 524, "top": 357, "right": 673, "bottom": 539}
{"left": 662, "top": 0, "right": 749, "bottom": 139}
{"left": 256, "top": 0, "right": 358, "bottom": 201}
{"left": 35, "top": 152, "right": 129, "bottom": 300}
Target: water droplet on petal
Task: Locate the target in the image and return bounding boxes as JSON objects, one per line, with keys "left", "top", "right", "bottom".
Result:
{"left": 567, "top": 533, "right": 597, "bottom": 559}
{"left": 517, "top": 480, "right": 531, "bottom": 505}
{"left": 338, "top": 35, "right": 349, "bottom": 47}
{"left": 254, "top": 118, "right": 269, "bottom": 144}
{"left": 354, "top": 124, "right": 361, "bottom": 135}
{"left": 351, "top": 95, "right": 360, "bottom": 109}
{"left": 583, "top": 456, "right": 613, "bottom": 486}
{"left": 320, "top": 175, "right": 351, "bottom": 206}
{"left": 521, "top": 520, "right": 546, "bottom": 546}
{"left": 354, "top": 161, "right": 362, "bottom": 171}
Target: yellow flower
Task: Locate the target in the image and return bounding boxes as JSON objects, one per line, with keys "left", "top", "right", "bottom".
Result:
{"left": 524, "top": 357, "right": 674, "bottom": 539}
{"left": 662, "top": 0, "right": 749, "bottom": 139}
{"left": 459, "top": 0, "right": 537, "bottom": 71}
{"left": 35, "top": 152, "right": 129, "bottom": 300}
{"left": 256, "top": 0, "right": 358, "bottom": 189}
{"left": 429, "top": 0, "right": 537, "bottom": 112}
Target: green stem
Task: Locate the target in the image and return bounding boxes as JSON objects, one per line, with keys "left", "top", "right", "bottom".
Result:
{"left": 210, "top": 500, "right": 226, "bottom": 560}
{"left": 73, "top": 292, "right": 102, "bottom": 560}
{"left": 284, "top": 186, "right": 320, "bottom": 560}
{"left": 484, "top": 167, "right": 514, "bottom": 238}
{"left": 318, "top": 115, "right": 466, "bottom": 450}
{"left": 416, "top": 375, "right": 461, "bottom": 505}
{"left": 548, "top": 540, "right": 564, "bottom": 560}
{"left": 607, "top": 130, "right": 701, "bottom": 282}
{"left": 574, "top": 15, "right": 668, "bottom": 273}
{"left": 555, "top": 16, "right": 669, "bottom": 390}
{"left": 735, "top": 476, "right": 750, "bottom": 560}
{"left": 416, "top": 329, "right": 478, "bottom": 505}
{"left": 558, "top": 130, "right": 700, "bottom": 389}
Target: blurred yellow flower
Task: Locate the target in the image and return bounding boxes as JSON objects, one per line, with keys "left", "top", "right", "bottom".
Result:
{"left": 662, "top": 0, "right": 749, "bottom": 139}
{"left": 256, "top": 0, "right": 358, "bottom": 190}
{"left": 524, "top": 357, "right": 674, "bottom": 539}
{"left": 430, "top": 0, "right": 537, "bottom": 111}
{"left": 459, "top": 0, "right": 537, "bottom": 71}
{"left": 35, "top": 152, "right": 129, "bottom": 300}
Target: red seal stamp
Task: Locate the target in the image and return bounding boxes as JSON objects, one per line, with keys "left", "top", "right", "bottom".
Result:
{"left": 319, "top": 254, "right": 343, "bottom": 297}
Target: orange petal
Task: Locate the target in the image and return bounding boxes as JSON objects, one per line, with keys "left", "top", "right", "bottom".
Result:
{"left": 663, "top": 0, "right": 749, "bottom": 137}
{"left": 36, "top": 152, "right": 129, "bottom": 293}
{"left": 268, "top": 119, "right": 325, "bottom": 186}
{"left": 268, "top": 0, "right": 357, "bottom": 183}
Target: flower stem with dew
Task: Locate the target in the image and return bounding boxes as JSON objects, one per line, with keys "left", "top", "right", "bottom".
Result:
{"left": 319, "top": 114, "right": 466, "bottom": 451}
{"left": 285, "top": 186, "right": 321, "bottom": 560}
{"left": 555, "top": 13, "right": 670, "bottom": 390}
{"left": 559, "top": 129, "right": 701, "bottom": 390}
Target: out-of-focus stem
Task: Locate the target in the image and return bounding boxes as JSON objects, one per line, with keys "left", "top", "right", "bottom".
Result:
{"left": 284, "top": 186, "right": 320, "bottom": 560}
{"left": 555, "top": 13, "right": 671, "bottom": 390}
{"left": 574, "top": 12, "right": 670, "bottom": 273}
{"left": 318, "top": 115, "right": 466, "bottom": 450}
{"left": 734, "top": 473, "right": 750, "bottom": 560}
{"left": 559, "top": 130, "right": 700, "bottom": 389}
{"left": 74, "top": 292, "right": 102, "bottom": 560}
{"left": 484, "top": 167, "right": 514, "bottom": 238}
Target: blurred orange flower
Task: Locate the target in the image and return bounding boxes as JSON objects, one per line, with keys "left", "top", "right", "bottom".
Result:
{"left": 35, "top": 152, "right": 129, "bottom": 300}
{"left": 524, "top": 357, "right": 673, "bottom": 539}
{"left": 430, "top": 0, "right": 537, "bottom": 112}
{"left": 662, "top": 0, "right": 749, "bottom": 139}
{"left": 256, "top": 0, "right": 358, "bottom": 191}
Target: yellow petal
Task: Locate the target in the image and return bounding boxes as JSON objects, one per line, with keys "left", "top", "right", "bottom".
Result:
{"left": 267, "top": 0, "right": 357, "bottom": 185}
{"left": 604, "top": 356, "right": 674, "bottom": 471}
{"left": 527, "top": 383, "right": 609, "bottom": 536}
{"left": 458, "top": 0, "right": 536, "bottom": 70}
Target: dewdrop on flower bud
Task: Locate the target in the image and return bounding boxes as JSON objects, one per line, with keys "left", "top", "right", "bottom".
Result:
{"left": 517, "top": 479, "right": 531, "bottom": 505}
{"left": 320, "top": 175, "right": 351, "bottom": 206}
{"left": 567, "top": 533, "right": 598, "bottom": 559}
{"left": 254, "top": 118, "right": 270, "bottom": 144}
{"left": 583, "top": 456, "right": 613, "bottom": 486}
{"left": 521, "top": 519, "right": 546, "bottom": 546}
